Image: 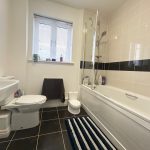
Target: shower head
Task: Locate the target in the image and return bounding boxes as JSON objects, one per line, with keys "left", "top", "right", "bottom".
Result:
{"left": 101, "top": 31, "right": 107, "bottom": 38}
{"left": 96, "top": 31, "right": 107, "bottom": 48}
{"left": 99, "top": 31, "right": 107, "bottom": 42}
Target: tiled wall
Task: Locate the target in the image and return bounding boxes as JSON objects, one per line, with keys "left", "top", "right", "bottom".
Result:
{"left": 106, "top": 0, "right": 150, "bottom": 97}
{"left": 81, "top": 0, "right": 150, "bottom": 97}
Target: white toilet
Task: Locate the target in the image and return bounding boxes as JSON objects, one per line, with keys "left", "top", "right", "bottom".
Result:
{"left": 2, "top": 95, "right": 46, "bottom": 131}
{"left": 0, "top": 76, "right": 46, "bottom": 138}
{"left": 68, "top": 92, "right": 81, "bottom": 115}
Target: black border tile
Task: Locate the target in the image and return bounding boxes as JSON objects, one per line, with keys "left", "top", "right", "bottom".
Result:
{"left": 94, "top": 62, "right": 104, "bottom": 70}
{"left": 134, "top": 60, "right": 143, "bottom": 71}
{"left": 80, "top": 61, "right": 93, "bottom": 69}
{"left": 80, "top": 59, "right": 150, "bottom": 72}
{"left": 108, "top": 62, "right": 120, "bottom": 70}
{"left": 120, "top": 61, "right": 134, "bottom": 71}
{"left": 142, "top": 59, "right": 150, "bottom": 71}
{"left": 104, "top": 63, "right": 109, "bottom": 70}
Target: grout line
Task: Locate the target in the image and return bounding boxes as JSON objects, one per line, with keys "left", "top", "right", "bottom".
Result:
{"left": 36, "top": 109, "right": 43, "bottom": 150}
{"left": 6, "top": 131, "right": 16, "bottom": 150}
{"left": 7, "top": 131, "right": 63, "bottom": 142}
{"left": 56, "top": 107, "right": 66, "bottom": 150}
{"left": 42, "top": 107, "right": 68, "bottom": 112}
{"left": 57, "top": 108, "right": 68, "bottom": 111}
{"left": 42, "top": 109, "right": 57, "bottom": 112}
{"left": 41, "top": 118, "right": 59, "bottom": 122}
{"left": 41, "top": 117, "right": 80, "bottom": 122}
{"left": 62, "top": 130, "right": 67, "bottom": 132}
{"left": 8, "top": 135, "right": 38, "bottom": 142}
{"left": 39, "top": 131, "right": 62, "bottom": 137}
{"left": 58, "top": 109, "right": 68, "bottom": 111}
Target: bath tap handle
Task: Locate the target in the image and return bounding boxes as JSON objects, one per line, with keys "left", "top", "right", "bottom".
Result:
{"left": 125, "top": 93, "right": 138, "bottom": 100}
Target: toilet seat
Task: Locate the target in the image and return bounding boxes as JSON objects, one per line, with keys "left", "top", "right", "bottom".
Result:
{"left": 15, "top": 95, "right": 46, "bottom": 105}
{"left": 2, "top": 95, "right": 47, "bottom": 110}
{"left": 69, "top": 100, "right": 81, "bottom": 108}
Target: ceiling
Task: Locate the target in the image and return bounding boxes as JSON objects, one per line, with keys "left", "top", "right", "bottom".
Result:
{"left": 49, "top": 0, "right": 125, "bottom": 12}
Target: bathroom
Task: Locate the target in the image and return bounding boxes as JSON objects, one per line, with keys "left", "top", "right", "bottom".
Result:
{"left": 0, "top": 0, "right": 150, "bottom": 149}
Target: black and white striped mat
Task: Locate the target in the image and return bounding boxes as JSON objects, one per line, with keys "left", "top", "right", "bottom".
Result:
{"left": 65, "top": 116, "right": 117, "bottom": 150}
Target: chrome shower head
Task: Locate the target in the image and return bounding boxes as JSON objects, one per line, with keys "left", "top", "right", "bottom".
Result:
{"left": 101, "top": 31, "right": 107, "bottom": 38}
{"left": 99, "top": 31, "right": 107, "bottom": 42}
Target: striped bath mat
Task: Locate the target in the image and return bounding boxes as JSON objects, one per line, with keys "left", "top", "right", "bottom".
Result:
{"left": 65, "top": 116, "right": 117, "bottom": 150}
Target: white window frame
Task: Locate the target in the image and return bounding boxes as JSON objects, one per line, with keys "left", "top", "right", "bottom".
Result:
{"left": 33, "top": 14, "right": 73, "bottom": 62}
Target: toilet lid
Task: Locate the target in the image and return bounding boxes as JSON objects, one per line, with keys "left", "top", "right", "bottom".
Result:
{"left": 69, "top": 100, "right": 81, "bottom": 107}
{"left": 15, "top": 95, "right": 46, "bottom": 105}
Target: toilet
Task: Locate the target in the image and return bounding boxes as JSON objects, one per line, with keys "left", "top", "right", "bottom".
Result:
{"left": 0, "top": 76, "right": 46, "bottom": 135}
{"left": 68, "top": 92, "right": 81, "bottom": 115}
{"left": 1, "top": 95, "right": 46, "bottom": 131}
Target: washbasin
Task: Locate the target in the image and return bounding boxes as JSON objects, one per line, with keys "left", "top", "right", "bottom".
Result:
{"left": 0, "top": 80, "right": 19, "bottom": 106}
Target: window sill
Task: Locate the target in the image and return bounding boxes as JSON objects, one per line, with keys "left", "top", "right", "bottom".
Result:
{"left": 27, "top": 60, "right": 74, "bottom": 65}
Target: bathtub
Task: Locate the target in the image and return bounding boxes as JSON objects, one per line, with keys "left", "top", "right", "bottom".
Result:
{"left": 80, "top": 85, "right": 150, "bottom": 150}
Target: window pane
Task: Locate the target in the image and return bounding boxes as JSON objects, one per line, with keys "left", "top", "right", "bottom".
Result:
{"left": 56, "top": 27, "right": 69, "bottom": 61}
{"left": 33, "top": 15, "right": 73, "bottom": 62}
{"left": 39, "top": 24, "right": 51, "bottom": 60}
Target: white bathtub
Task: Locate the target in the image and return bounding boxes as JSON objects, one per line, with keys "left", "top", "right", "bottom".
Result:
{"left": 80, "top": 85, "right": 150, "bottom": 150}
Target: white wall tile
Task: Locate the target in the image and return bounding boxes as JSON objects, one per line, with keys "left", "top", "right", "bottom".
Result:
{"left": 106, "top": 0, "right": 150, "bottom": 97}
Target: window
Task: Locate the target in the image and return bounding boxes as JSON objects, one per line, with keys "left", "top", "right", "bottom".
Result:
{"left": 33, "top": 14, "right": 73, "bottom": 62}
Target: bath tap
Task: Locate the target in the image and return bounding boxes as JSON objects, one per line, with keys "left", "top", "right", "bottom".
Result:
{"left": 91, "top": 84, "right": 96, "bottom": 90}
{"left": 82, "top": 76, "right": 90, "bottom": 85}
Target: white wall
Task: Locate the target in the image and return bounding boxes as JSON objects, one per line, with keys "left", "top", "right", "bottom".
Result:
{"left": 106, "top": 0, "right": 150, "bottom": 97}
{"left": 0, "top": 0, "right": 10, "bottom": 76}
{"left": 6, "top": 0, "right": 28, "bottom": 90}
{"left": 25, "top": 0, "right": 84, "bottom": 95}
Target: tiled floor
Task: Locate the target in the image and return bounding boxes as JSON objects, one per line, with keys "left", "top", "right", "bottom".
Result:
{"left": 0, "top": 106, "right": 87, "bottom": 150}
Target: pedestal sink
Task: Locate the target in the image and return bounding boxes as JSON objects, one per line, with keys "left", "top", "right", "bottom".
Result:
{"left": 0, "top": 80, "right": 19, "bottom": 106}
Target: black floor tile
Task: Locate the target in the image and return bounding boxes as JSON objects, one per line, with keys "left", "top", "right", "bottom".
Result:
{"left": 7, "top": 137, "right": 37, "bottom": 150}
{"left": 13, "top": 125, "right": 39, "bottom": 140}
{"left": 39, "top": 111, "right": 42, "bottom": 120}
{"left": 60, "top": 119, "right": 67, "bottom": 131}
{"left": 42, "top": 107, "right": 57, "bottom": 112}
{"left": 0, "top": 141, "right": 9, "bottom": 150}
{"left": 75, "top": 107, "right": 87, "bottom": 117}
{"left": 37, "top": 132, "right": 64, "bottom": 150}
{"left": 63, "top": 131, "right": 72, "bottom": 150}
{"left": 57, "top": 106, "right": 68, "bottom": 110}
{"left": 40, "top": 120, "right": 60, "bottom": 135}
{"left": 0, "top": 131, "right": 15, "bottom": 143}
{"left": 42, "top": 111, "right": 58, "bottom": 121}
{"left": 58, "top": 110, "right": 74, "bottom": 119}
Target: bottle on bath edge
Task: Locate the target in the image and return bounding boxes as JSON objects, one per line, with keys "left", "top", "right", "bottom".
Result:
{"left": 98, "top": 75, "right": 106, "bottom": 85}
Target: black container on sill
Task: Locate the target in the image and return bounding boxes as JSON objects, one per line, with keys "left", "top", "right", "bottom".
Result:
{"left": 60, "top": 55, "right": 63, "bottom": 62}
{"left": 52, "top": 58, "right": 56, "bottom": 61}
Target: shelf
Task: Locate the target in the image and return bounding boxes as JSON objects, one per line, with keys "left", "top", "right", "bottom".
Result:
{"left": 27, "top": 60, "right": 74, "bottom": 65}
